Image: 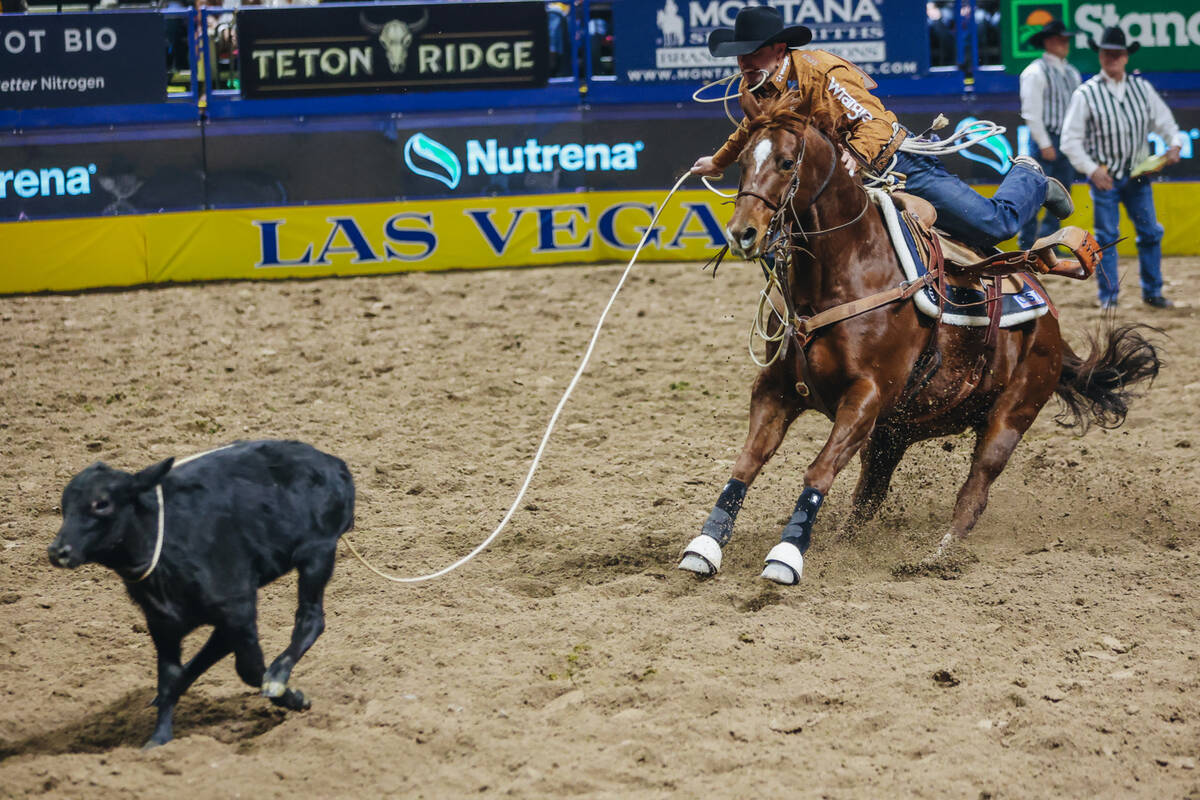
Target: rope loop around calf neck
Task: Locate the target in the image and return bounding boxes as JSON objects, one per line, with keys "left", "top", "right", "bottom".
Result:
{"left": 126, "top": 444, "right": 236, "bottom": 584}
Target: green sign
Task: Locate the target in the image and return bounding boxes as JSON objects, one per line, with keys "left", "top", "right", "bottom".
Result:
{"left": 1001, "top": 0, "right": 1200, "bottom": 73}
{"left": 1007, "top": 0, "right": 1071, "bottom": 61}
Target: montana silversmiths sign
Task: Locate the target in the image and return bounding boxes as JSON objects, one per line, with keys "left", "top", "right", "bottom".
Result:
{"left": 0, "top": 12, "right": 166, "bottom": 108}
{"left": 236, "top": 2, "right": 549, "bottom": 97}
{"left": 1002, "top": 0, "right": 1200, "bottom": 72}
{"left": 613, "top": 0, "right": 929, "bottom": 84}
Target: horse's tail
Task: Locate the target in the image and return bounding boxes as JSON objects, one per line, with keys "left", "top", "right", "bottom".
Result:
{"left": 1055, "top": 323, "right": 1163, "bottom": 432}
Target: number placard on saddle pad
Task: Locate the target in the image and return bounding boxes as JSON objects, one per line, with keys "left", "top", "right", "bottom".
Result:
{"left": 236, "top": 2, "right": 549, "bottom": 98}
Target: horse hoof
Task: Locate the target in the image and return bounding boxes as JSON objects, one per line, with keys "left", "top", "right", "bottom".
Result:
{"left": 267, "top": 687, "right": 309, "bottom": 711}
{"left": 760, "top": 542, "right": 803, "bottom": 585}
{"left": 678, "top": 535, "right": 722, "bottom": 575}
{"left": 261, "top": 680, "right": 286, "bottom": 699}
{"left": 286, "top": 689, "right": 311, "bottom": 711}
{"left": 936, "top": 533, "right": 955, "bottom": 556}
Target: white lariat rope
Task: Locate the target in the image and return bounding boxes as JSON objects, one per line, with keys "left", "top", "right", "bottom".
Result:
{"left": 899, "top": 119, "right": 1007, "bottom": 157}
{"left": 344, "top": 171, "right": 697, "bottom": 584}
{"left": 692, "top": 68, "right": 770, "bottom": 126}
{"left": 131, "top": 484, "right": 166, "bottom": 583}
{"left": 702, "top": 176, "right": 738, "bottom": 198}
{"left": 748, "top": 269, "right": 790, "bottom": 368}
{"left": 129, "top": 444, "right": 235, "bottom": 583}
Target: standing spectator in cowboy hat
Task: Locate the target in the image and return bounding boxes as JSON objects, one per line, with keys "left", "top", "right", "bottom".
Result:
{"left": 690, "top": 6, "right": 1074, "bottom": 250}
{"left": 1060, "top": 26, "right": 1184, "bottom": 309}
{"left": 1018, "top": 18, "right": 1081, "bottom": 251}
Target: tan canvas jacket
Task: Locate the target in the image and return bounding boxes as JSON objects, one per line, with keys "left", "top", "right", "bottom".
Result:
{"left": 711, "top": 49, "right": 907, "bottom": 173}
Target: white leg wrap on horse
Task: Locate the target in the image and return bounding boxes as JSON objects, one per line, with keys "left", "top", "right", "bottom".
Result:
{"left": 761, "top": 542, "right": 803, "bottom": 585}
{"left": 678, "top": 534, "right": 722, "bottom": 575}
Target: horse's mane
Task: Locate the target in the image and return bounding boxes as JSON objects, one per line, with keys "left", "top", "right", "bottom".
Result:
{"left": 744, "top": 90, "right": 840, "bottom": 142}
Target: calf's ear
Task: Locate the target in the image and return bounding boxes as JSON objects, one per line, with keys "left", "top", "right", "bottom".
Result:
{"left": 131, "top": 458, "right": 174, "bottom": 494}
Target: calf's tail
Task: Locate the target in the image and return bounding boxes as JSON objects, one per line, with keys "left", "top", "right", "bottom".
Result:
{"left": 1055, "top": 323, "right": 1162, "bottom": 432}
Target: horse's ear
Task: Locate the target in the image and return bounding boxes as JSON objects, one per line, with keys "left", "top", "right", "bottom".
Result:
{"left": 739, "top": 88, "right": 762, "bottom": 122}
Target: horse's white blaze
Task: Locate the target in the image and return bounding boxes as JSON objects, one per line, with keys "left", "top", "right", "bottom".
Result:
{"left": 753, "top": 139, "right": 773, "bottom": 175}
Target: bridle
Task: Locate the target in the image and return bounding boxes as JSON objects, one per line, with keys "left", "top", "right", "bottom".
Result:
{"left": 736, "top": 124, "right": 868, "bottom": 240}
{"left": 735, "top": 121, "right": 873, "bottom": 388}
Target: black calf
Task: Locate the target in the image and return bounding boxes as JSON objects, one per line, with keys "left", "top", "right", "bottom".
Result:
{"left": 48, "top": 440, "right": 355, "bottom": 748}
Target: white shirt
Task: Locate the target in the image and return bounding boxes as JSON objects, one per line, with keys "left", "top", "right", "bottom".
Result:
{"left": 1060, "top": 70, "right": 1186, "bottom": 178}
{"left": 1019, "top": 53, "right": 1079, "bottom": 149}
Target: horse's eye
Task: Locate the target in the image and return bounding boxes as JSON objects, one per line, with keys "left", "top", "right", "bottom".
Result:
{"left": 781, "top": 159, "right": 795, "bottom": 171}
{"left": 90, "top": 498, "right": 112, "bottom": 516}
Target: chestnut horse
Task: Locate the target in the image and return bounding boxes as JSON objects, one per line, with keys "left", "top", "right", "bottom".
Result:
{"left": 679, "top": 92, "right": 1161, "bottom": 584}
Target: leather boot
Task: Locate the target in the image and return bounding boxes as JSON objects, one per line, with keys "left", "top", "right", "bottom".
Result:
{"left": 1043, "top": 177, "right": 1074, "bottom": 220}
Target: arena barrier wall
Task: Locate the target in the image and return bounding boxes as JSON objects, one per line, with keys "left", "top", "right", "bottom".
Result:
{"left": 4, "top": 183, "right": 1199, "bottom": 295}
{"left": 3, "top": 189, "right": 731, "bottom": 294}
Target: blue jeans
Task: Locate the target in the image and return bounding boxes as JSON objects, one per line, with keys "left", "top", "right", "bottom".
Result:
{"left": 894, "top": 151, "right": 1047, "bottom": 250}
{"left": 1018, "top": 133, "right": 1079, "bottom": 250}
{"left": 1092, "top": 176, "right": 1164, "bottom": 304}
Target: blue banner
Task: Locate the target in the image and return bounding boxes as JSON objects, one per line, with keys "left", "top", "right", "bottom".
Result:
{"left": 612, "top": 0, "right": 929, "bottom": 84}
{"left": 0, "top": 12, "right": 167, "bottom": 109}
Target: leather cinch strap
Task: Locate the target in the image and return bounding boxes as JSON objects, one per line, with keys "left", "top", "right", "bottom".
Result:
{"left": 795, "top": 275, "right": 932, "bottom": 345}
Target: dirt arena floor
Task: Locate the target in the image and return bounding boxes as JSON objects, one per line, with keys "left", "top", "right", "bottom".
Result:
{"left": 1, "top": 253, "right": 1197, "bottom": 799}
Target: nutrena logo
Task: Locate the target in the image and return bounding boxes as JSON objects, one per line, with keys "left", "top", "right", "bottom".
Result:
{"left": 404, "top": 133, "right": 462, "bottom": 189}
{"left": 401, "top": 134, "right": 647, "bottom": 188}
{"left": 466, "top": 138, "right": 645, "bottom": 176}
{"left": 954, "top": 116, "right": 1013, "bottom": 174}
{"left": 0, "top": 164, "right": 96, "bottom": 199}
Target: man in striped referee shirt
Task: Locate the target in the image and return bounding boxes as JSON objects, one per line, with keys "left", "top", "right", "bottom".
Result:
{"left": 1060, "top": 26, "right": 1184, "bottom": 309}
{"left": 1018, "top": 19, "right": 1081, "bottom": 251}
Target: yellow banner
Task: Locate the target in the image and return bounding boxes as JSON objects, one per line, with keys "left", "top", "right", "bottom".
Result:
{"left": 3, "top": 184, "right": 1200, "bottom": 294}
{"left": 1, "top": 190, "right": 733, "bottom": 293}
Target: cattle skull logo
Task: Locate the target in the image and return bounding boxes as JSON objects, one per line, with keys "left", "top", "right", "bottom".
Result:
{"left": 360, "top": 9, "right": 430, "bottom": 74}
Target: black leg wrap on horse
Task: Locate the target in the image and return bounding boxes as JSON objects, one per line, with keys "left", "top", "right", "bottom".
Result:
{"left": 701, "top": 479, "right": 747, "bottom": 547}
{"left": 780, "top": 488, "right": 824, "bottom": 554}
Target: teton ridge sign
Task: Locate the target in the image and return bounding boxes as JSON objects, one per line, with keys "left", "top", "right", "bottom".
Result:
{"left": 237, "top": 1, "right": 548, "bottom": 97}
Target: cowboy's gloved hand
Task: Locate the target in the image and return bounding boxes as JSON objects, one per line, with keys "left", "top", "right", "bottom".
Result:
{"left": 840, "top": 148, "right": 858, "bottom": 177}
{"left": 690, "top": 157, "right": 722, "bottom": 178}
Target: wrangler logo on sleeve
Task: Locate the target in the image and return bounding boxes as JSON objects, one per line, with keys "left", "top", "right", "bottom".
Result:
{"left": 827, "top": 74, "right": 874, "bottom": 122}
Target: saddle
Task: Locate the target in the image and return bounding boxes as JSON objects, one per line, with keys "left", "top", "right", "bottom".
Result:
{"left": 891, "top": 192, "right": 1100, "bottom": 282}
{"left": 879, "top": 190, "right": 1101, "bottom": 340}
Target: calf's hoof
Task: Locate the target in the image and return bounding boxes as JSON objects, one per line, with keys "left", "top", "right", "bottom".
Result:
{"left": 678, "top": 534, "right": 722, "bottom": 576}
{"left": 142, "top": 735, "right": 171, "bottom": 750}
{"left": 760, "top": 542, "right": 803, "bottom": 585}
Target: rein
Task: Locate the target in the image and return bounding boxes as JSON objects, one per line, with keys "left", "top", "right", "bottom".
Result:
{"left": 739, "top": 123, "right": 937, "bottom": 403}
{"left": 739, "top": 126, "right": 870, "bottom": 241}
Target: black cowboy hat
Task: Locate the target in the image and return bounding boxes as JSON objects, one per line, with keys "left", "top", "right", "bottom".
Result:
{"left": 1088, "top": 25, "right": 1140, "bottom": 54}
{"left": 707, "top": 6, "right": 813, "bottom": 58}
{"left": 1025, "top": 19, "right": 1074, "bottom": 49}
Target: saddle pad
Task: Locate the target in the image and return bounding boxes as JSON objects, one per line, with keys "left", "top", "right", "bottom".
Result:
{"left": 869, "top": 189, "right": 1050, "bottom": 328}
